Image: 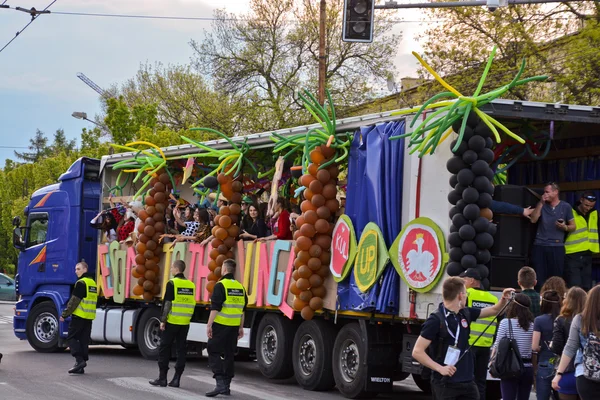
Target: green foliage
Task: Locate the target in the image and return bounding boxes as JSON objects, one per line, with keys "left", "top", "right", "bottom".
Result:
{"left": 104, "top": 96, "right": 158, "bottom": 144}
{"left": 14, "top": 129, "right": 52, "bottom": 163}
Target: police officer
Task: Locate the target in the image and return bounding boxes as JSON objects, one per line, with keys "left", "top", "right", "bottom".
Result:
{"left": 149, "top": 260, "right": 195, "bottom": 387}
{"left": 564, "top": 191, "right": 598, "bottom": 291}
{"left": 60, "top": 261, "right": 97, "bottom": 374}
{"left": 460, "top": 268, "right": 498, "bottom": 400}
{"left": 205, "top": 259, "right": 248, "bottom": 397}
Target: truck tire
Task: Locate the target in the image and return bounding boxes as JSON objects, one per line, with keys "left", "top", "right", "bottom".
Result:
{"left": 412, "top": 373, "right": 432, "bottom": 394}
{"left": 292, "top": 319, "right": 336, "bottom": 391}
{"left": 136, "top": 307, "right": 162, "bottom": 360}
{"left": 26, "top": 301, "right": 60, "bottom": 353}
{"left": 332, "top": 323, "right": 369, "bottom": 399}
{"left": 256, "top": 313, "right": 295, "bottom": 379}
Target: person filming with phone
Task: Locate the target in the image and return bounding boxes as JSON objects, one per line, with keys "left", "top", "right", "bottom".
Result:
{"left": 529, "top": 182, "right": 575, "bottom": 291}
{"left": 412, "top": 277, "right": 515, "bottom": 400}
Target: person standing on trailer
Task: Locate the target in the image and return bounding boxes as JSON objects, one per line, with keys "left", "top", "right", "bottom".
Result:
{"left": 149, "top": 260, "right": 195, "bottom": 388}
{"left": 205, "top": 259, "right": 248, "bottom": 397}
{"left": 461, "top": 268, "right": 499, "bottom": 400}
{"left": 60, "top": 261, "right": 97, "bottom": 374}
{"left": 564, "top": 191, "right": 598, "bottom": 291}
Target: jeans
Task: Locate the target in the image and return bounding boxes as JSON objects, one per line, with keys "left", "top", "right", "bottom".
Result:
{"left": 536, "top": 362, "right": 556, "bottom": 400}
{"left": 564, "top": 253, "right": 592, "bottom": 291}
{"left": 531, "top": 245, "right": 565, "bottom": 291}
{"left": 431, "top": 380, "right": 479, "bottom": 400}
{"left": 500, "top": 366, "right": 534, "bottom": 400}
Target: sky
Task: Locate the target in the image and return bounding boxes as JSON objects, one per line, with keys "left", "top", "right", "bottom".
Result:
{"left": 0, "top": 0, "right": 427, "bottom": 165}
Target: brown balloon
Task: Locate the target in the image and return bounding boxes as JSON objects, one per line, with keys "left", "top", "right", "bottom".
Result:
{"left": 326, "top": 164, "right": 339, "bottom": 178}
{"left": 224, "top": 236, "right": 236, "bottom": 248}
{"left": 145, "top": 270, "right": 156, "bottom": 281}
{"left": 299, "top": 290, "right": 313, "bottom": 302}
{"left": 294, "top": 258, "right": 304, "bottom": 269}
{"left": 319, "top": 251, "right": 331, "bottom": 265}
{"left": 152, "top": 232, "right": 162, "bottom": 243}
{"left": 308, "top": 244, "right": 322, "bottom": 258}
{"left": 226, "top": 251, "right": 234, "bottom": 259}
{"left": 480, "top": 207, "right": 493, "bottom": 220}
{"left": 146, "top": 240, "right": 157, "bottom": 251}
{"left": 138, "top": 277, "right": 146, "bottom": 286}
{"left": 136, "top": 243, "right": 147, "bottom": 254}
{"left": 296, "top": 236, "right": 312, "bottom": 251}
{"left": 304, "top": 188, "right": 314, "bottom": 201}
{"left": 304, "top": 210, "right": 318, "bottom": 225}
{"left": 229, "top": 203, "right": 241, "bottom": 215}
{"left": 154, "top": 182, "right": 166, "bottom": 192}
{"left": 213, "top": 267, "right": 222, "bottom": 278}
{"left": 153, "top": 212, "right": 164, "bottom": 223}
{"left": 145, "top": 196, "right": 156, "bottom": 206}
{"left": 316, "top": 206, "right": 331, "bottom": 220}
{"left": 215, "top": 228, "right": 228, "bottom": 241}
{"left": 231, "top": 180, "right": 243, "bottom": 192}
{"left": 146, "top": 206, "right": 156, "bottom": 216}
{"left": 132, "top": 269, "right": 141, "bottom": 279}
{"left": 298, "top": 265, "right": 313, "bottom": 279}
{"left": 155, "top": 203, "right": 166, "bottom": 214}
{"left": 301, "top": 306, "right": 315, "bottom": 320}
{"left": 311, "top": 285, "right": 327, "bottom": 298}
{"left": 208, "top": 260, "right": 217, "bottom": 272}
{"left": 309, "top": 273, "right": 324, "bottom": 288}
{"left": 144, "top": 250, "right": 154, "bottom": 259}
{"left": 229, "top": 214, "right": 239, "bottom": 225}
{"left": 135, "top": 254, "right": 146, "bottom": 265}
{"left": 296, "top": 278, "right": 310, "bottom": 291}
{"left": 320, "top": 144, "right": 335, "bottom": 159}
{"left": 143, "top": 291, "right": 154, "bottom": 301}
{"left": 149, "top": 189, "right": 157, "bottom": 197}
{"left": 154, "top": 221, "right": 165, "bottom": 233}
{"left": 206, "top": 281, "right": 216, "bottom": 293}
{"left": 309, "top": 179, "right": 323, "bottom": 194}
{"left": 133, "top": 285, "right": 144, "bottom": 296}
{"left": 154, "top": 192, "right": 166, "bottom": 203}
{"left": 316, "top": 264, "right": 329, "bottom": 278}
{"left": 152, "top": 284, "right": 161, "bottom": 295}
{"left": 143, "top": 280, "right": 154, "bottom": 291}
{"left": 211, "top": 238, "right": 223, "bottom": 248}
{"left": 309, "top": 296, "right": 324, "bottom": 311}
{"left": 293, "top": 297, "right": 307, "bottom": 311}
{"left": 218, "top": 244, "right": 229, "bottom": 254}
{"left": 144, "top": 225, "right": 156, "bottom": 237}
{"left": 316, "top": 169, "right": 331, "bottom": 184}
{"left": 145, "top": 217, "right": 155, "bottom": 226}
{"left": 301, "top": 200, "right": 317, "bottom": 213}
{"left": 300, "top": 174, "right": 316, "bottom": 188}
{"left": 219, "top": 215, "right": 232, "bottom": 228}
{"left": 315, "top": 219, "right": 329, "bottom": 234}
{"left": 300, "top": 223, "right": 316, "bottom": 238}
{"left": 295, "top": 216, "right": 305, "bottom": 229}
{"left": 216, "top": 255, "right": 226, "bottom": 266}
{"left": 159, "top": 173, "right": 170, "bottom": 185}
{"left": 139, "top": 234, "right": 149, "bottom": 244}
{"left": 307, "top": 257, "right": 321, "bottom": 271}
{"left": 325, "top": 199, "right": 339, "bottom": 214}
{"left": 207, "top": 272, "right": 217, "bottom": 282}
{"left": 292, "top": 270, "right": 300, "bottom": 281}
{"left": 322, "top": 184, "right": 337, "bottom": 200}
{"left": 137, "top": 223, "right": 146, "bottom": 234}
{"left": 230, "top": 192, "right": 242, "bottom": 204}
{"left": 315, "top": 234, "right": 331, "bottom": 250}
{"left": 290, "top": 281, "right": 302, "bottom": 296}
{"left": 297, "top": 250, "right": 311, "bottom": 264}
{"left": 311, "top": 194, "right": 326, "bottom": 208}
{"left": 145, "top": 260, "right": 157, "bottom": 270}
{"left": 138, "top": 210, "right": 149, "bottom": 221}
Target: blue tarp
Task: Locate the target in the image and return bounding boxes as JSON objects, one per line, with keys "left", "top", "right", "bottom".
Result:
{"left": 337, "top": 120, "right": 405, "bottom": 314}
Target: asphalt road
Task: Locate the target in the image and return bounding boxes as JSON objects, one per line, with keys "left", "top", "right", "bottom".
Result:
{"left": 0, "top": 302, "right": 430, "bottom": 400}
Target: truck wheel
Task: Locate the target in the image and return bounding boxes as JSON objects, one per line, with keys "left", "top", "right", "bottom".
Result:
{"left": 256, "top": 314, "right": 295, "bottom": 379}
{"left": 412, "top": 373, "right": 432, "bottom": 394}
{"left": 333, "top": 323, "right": 369, "bottom": 399}
{"left": 136, "top": 307, "right": 162, "bottom": 360}
{"left": 26, "top": 301, "right": 60, "bottom": 353}
{"left": 292, "top": 319, "right": 336, "bottom": 391}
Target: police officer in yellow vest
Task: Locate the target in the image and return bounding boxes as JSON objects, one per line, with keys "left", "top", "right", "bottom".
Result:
{"left": 565, "top": 191, "right": 598, "bottom": 291}
{"left": 206, "top": 259, "right": 248, "bottom": 397}
{"left": 149, "top": 260, "right": 196, "bottom": 388}
{"left": 60, "top": 261, "right": 97, "bottom": 374}
{"left": 460, "top": 268, "right": 498, "bottom": 400}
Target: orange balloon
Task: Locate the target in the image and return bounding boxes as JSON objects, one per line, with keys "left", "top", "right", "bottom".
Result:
{"left": 299, "top": 290, "right": 313, "bottom": 302}
{"left": 303, "top": 188, "right": 314, "bottom": 201}
{"left": 215, "top": 228, "right": 228, "bottom": 241}
{"left": 301, "top": 305, "right": 315, "bottom": 320}
{"left": 296, "top": 236, "right": 312, "bottom": 251}
{"left": 309, "top": 296, "right": 324, "bottom": 311}
{"left": 309, "top": 273, "right": 323, "bottom": 288}
{"left": 219, "top": 206, "right": 231, "bottom": 216}
{"left": 298, "top": 265, "right": 313, "bottom": 279}
{"left": 136, "top": 243, "right": 147, "bottom": 254}
{"left": 301, "top": 200, "right": 317, "bottom": 213}
{"left": 308, "top": 163, "right": 318, "bottom": 176}
{"left": 310, "top": 149, "right": 325, "bottom": 165}
{"left": 293, "top": 297, "right": 307, "bottom": 311}
{"left": 133, "top": 285, "right": 144, "bottom": 296}
{"left": 207, "top": 281, "right": 216, "bottom": 293}
{"left": 219, "top": 215, "right": 232, "bottom": 228}
{"left": 296, "top": 278, "right": 310, "bottom": 291}
{"left": 145, "top": 196, "right": 156, "bottom": 206}
{"left": 311, "top": 285, "right": 327, "bottom": 298}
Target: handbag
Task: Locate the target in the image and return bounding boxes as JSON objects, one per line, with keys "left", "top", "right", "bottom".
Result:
{"left": 490, "top": 319, "right": 525, "bottom": 379}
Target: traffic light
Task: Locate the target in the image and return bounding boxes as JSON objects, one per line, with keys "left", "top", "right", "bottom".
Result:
{"left": 342, "top": 0, "right": 375, "bottom": 43}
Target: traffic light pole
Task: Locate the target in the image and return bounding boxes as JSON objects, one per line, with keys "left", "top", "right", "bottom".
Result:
{"left": 318, "top": 0, "right": 327, "bottom": 106}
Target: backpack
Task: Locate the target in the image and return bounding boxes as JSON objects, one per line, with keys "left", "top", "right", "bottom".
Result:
{"left": 490, "top": 319, "right": 524, "bottom": 379}
{"left": 421, "top": 309, "right": 471, "bottom": 380}
{"left": 582, "top": 330, "right": 600, "bottom": 382}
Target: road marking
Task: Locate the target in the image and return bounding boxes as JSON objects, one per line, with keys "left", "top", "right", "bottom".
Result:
{"left": 187, "top": 373, "right": 290, "bottom": 400}
{"left": 0, "top": 316, "right": 12, "bottom": 324}
{"left": 107, "top": 377, "right": 202, "bottom": 400}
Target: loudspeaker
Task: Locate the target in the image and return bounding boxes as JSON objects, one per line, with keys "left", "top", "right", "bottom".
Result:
{"left": 489, "top": 257, "right": 528, "bottom": 290}
{"left": 494, "top": 184, "right": 525, "bottom": 205}
{"left": 491, "top": 214, "right": 536, "bottom": 258}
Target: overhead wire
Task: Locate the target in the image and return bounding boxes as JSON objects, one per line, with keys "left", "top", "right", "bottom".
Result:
{"left": 0, "top": 0, "right": 58, "bottom": 55}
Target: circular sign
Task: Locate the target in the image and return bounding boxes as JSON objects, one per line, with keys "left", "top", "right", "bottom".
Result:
{"left": 353, "top": 222, "right": 389, "bottom": 293}
{"left": 329, "top": 215, "right": 357, "bottom": 282}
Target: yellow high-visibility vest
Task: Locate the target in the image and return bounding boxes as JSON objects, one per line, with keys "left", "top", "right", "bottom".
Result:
{"left": 565, "top": 210, "right": 599, "bottom": 254}
{"left": 214, "top": 279, "right": 245, "bottom": 327}
{"left": 166, "top": 277, "right": 196, "bottom": 325}
{"left": 467, "top": 288, "right": 498, "bottom": 347}
{"left": 72, "top": 277, "right": 97, "bottom": 320}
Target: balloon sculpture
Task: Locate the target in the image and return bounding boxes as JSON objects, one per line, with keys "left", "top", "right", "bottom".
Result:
{"left": 390, "top": 46, "right": 548, "bottom": 288}
{"left": 272, "top": 90, "right": 350, "bottom": 320}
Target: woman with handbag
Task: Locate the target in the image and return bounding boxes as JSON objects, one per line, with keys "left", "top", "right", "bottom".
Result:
{"left": 552, "top": 285, "right": 600, "bottom": 400}
{"left": 533, "top": 290, "right": 563, "bottom": 400}
{"left": 491, "top": 293, "right": 535, "bottom": 400}
{"left": 550, "top": 287, "right": 587, "bottom": 400}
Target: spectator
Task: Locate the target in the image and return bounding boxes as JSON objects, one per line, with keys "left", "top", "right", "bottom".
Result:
{"left": 564, "top": 191, "right": 598, "bottom": 291}
{"left": 552, "top": 285, "right": 600, "bottom": 400}
{"left": 550, "top": 287, "right": 587, "bottom": 400}
{"left": 412, "top": 277, "right": 514, "bottom": 400}
{"left": 241, "top": 196, "right": 253, "bottom": 217}
{"left": 240, "top": 204, "right": 268, "bottom": 241}
{"left": 530, "top": 182, "right": 575, "bottom": 291}
{"left": 518, "top": 266, "right": 541, "bottom": 318}
{"left": 533, "top": 290, "right": 562, "bottom": 400}
{"left": 260, "top": 198, "right": 292, "bottom": 241}
{"left": 117, "top": 206, "right": 136, "bottom": 242}
{"left": 169, "top": 209, "right": 212, "bottom": 246}
{"left": 90, "top": 211, "right": 118, "bottom": 243}
{"left": 174, "top": 206, "right": 199, "bottom": 237}
{"left": 541, "top": 277, "right": 568, "bottom": 305}
{"left": 491, "top": 293, "right": 535, "bottom": 400}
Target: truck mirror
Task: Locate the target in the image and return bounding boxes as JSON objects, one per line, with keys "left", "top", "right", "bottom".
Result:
{"left": 12, "top": 216, "right": 21, "bottom": 227}
{"left": 12, "top": 227, "right": 24, "bottom": 250}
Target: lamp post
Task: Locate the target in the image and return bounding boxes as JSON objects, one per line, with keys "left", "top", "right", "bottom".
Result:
{"left": 71, "top": 111, "right": 100, "bottom": 126}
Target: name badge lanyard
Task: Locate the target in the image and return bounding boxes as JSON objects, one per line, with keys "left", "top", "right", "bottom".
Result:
{"left": 444, "top": 309, "right": 461, "bottom": 347}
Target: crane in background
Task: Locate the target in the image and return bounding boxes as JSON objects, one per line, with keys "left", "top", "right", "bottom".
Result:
{"left": 76, "top": 72, "right": 113, "bottom": 99}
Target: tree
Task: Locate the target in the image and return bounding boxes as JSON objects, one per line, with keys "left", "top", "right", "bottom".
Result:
{"left": 191, "top": 0, "right": 401, "bottom": 132}
{"left": 51, "top": 129, "right": 77, "bottom": 155}
{"left": 14, "top": 129, "right": 51, "bottom": 163}
{"left": 104, "top": 96, "right": 158, "bottom": 145}
{"left": 417, "top": 2, "right": 600, "bottom": 104}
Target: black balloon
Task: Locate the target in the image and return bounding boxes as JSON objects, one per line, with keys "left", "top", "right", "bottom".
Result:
{"left": 450, "top": 139, "right": 469, "bottom": 156}
{"left": 468, "top": 135, "right": 486, "bottom": 153}
{"left": 447, "top": 262, "right": 464, "bottom": 276}
{"left": 475, "top": 232, "right": 494, "bottom": 249}
{"left": 478, "top": 148, "right": 495, "bottom": 164}
{"left": 475, "top": 249, "right": 491, "bottom": 264}
{"left": 447, "top": 156, "right": 468, "bottom": 174}
{"left": 475, "top": 264, "right": 490, "bottom": 280}
{"left": 203, "top": 176, "right": 218, "bottom": 189}
{"left": 462, "top": 187, "right": 480, "bottom": 204}
{"left": 485, "top": 137, "right": 494, "bottom": 149}
{"left": 477, "top": 192, "right": 493, "bottom": 209}
{"left": 462, "top": 149, "right": 478, "bottom": 165}
{"left": 450, "top": 224, "right": 458, "bottom": 233}
{"left": 449, "top": 174, "right": 458, "bottom": 188}
{"left": 448, "top": 232, "right": 463, "bottom": 247}
{"left": 467, "top": 113, "right": 480, "bottom": 128}
{"left": 455, "top": 184, "right": 467, "bottom": 194}
{"left": 461, "top": 254, "right": 477, "bottom": 269}
{"left": 459, "top": 224, "right": 476, "bottom": 241}
{"left": 473, "top": 217, "right": 490, "bottom": 233}
{"left": 474, "top": 121, "right": 492, "bottom": 138}
{"left": 471, "top": 160, "right": 490, "bottom": 176}
{"left": 448, "top": 190, "right": 462, "bottom": 205}
{"left": 485, "top": 168, "right": 495, "bottom": 181}
{"left": 456, "top": 200, "right": 467, "bottom": 212}
{"left": 457, "top": 169, "right": 475, "bottom": 186}
{"left": 481, "top": 278, "right": 490, "bottom": 290}
{"left": 449, "top": 206, "right": 461, "bottom": 219}
{"left": 449, "top": 247, "right": 464, "bottom": 262}
{"left": 452, "top": 213, "right": 469, "bottom": 228}
{"left": 473, "top": 176, "right": 491, "bottom": 193}
{"left": 463, "top": 203, "right": 481, "bottom": 221}
{"left": 461, "top": 240, "right": 477, "bottom": 255}
{"left": 487, "top": 223, "right": 497, "bottom": 236}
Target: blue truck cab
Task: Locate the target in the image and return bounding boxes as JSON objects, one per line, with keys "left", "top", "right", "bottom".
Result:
{"left": 12, "top": 157, "right": 101, "bottom": 352}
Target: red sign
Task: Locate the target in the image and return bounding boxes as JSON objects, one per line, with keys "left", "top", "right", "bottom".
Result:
{"left": 329, "top": 215, "right": 356, "bottom": 282}
{"left": 398, "top": 224, "right": 442, "bottom": 289}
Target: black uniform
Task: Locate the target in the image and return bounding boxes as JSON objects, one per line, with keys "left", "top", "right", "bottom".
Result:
{"left": 158, "top": 272, "right": 190, "bottom": 375}
{"left": 207, "top": 273, "right": 248, "bottom": 381}
{"left": 63, "top": 272, "right": 94, "bottom": 366}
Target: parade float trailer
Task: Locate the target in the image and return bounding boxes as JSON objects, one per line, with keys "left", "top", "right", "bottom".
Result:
{"left": 11, "top": 45, "right": 600, "bottom": 397}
